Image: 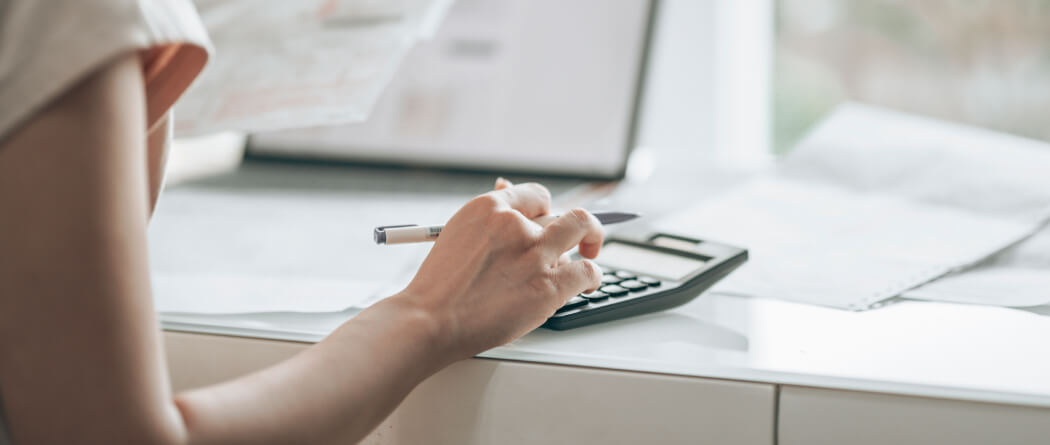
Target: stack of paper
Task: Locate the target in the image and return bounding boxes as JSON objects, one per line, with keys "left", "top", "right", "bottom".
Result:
{"left": 175, "top": 0, "right": 452, "bottom": 136}
{"left": 658, "top": 104, "right": 1050, "bottom": 310}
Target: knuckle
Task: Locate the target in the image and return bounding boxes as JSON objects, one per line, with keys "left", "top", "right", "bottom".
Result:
{"left": 528, "top": 268, "right": 560, "bottom": 299}
{"left": 523, "top": 182, "right": 552, "bottom": 203}
{"left": 566, "top": 208, "right": 593, "bottom": 227}
{"left": 586, "top": 263, "right": 603, "bottom": 289}
{"left": 492, "top": 209, "right": 519, "bottom": 227}
{"left": 492, "top": 210, "right": 533, "bottom": 240}
{"left": 581, "top": 260, "right": 601, "bottom": 282}
{"left": 470, "top": 193, "right": 502, "bottom": 212}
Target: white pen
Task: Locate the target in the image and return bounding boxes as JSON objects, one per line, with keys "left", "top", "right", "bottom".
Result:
{"left": 374, "top": 211, "right": 640, "bottom": 245}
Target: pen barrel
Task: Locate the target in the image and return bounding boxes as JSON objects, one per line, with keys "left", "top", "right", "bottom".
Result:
{"left": 375, "top": 211, "right": 636, "bottom": 245}
{"left": 384, "top": 225, "right": 442, "bottom": 244}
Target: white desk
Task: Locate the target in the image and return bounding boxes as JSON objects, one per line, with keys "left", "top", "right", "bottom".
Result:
{"left": 158, "top": 153, "right": 1050, "bottom": 444}
{"left": 163, "top": 293, "right": 1050, "bottom": 444}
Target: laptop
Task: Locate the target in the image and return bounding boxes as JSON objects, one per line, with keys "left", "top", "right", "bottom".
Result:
{"left": 246, "top": 0, "right": 657, "bottom": 180}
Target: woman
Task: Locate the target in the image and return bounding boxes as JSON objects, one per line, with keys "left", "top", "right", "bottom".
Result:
{"left": 0, "top": 1, "right": 603, "bottom": 443}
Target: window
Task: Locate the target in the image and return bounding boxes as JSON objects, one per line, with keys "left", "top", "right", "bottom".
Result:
{"left": 775, "top": 0, "right": 1050, "bottom": 153}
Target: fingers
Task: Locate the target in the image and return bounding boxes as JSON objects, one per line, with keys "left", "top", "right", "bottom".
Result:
{"left": 494, "top": 177, "right": 512, "bottom": 190}
{"left": 492, "top": 182, "right": 551, "bottom": 220}
{"left": 555, "top": 259, "right": 602, "bottom": 296}
{"left": 541, "top": 208, "right": 604, "bottom": 259}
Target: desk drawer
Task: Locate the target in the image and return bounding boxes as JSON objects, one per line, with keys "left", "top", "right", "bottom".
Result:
{"left": 165, "top": 331, "right": 776, "bottom": 445}
{"left": 382, "top": 359, "right": 774, "bottom": 445}
{"left": 778, "top": 386, "right": 1050, "bottom": 445}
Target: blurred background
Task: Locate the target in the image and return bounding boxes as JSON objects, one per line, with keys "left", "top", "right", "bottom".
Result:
{"left": 775, "top": 0, "right": 1050, "bottom": 153}
{"left": 170, "top": 0, "right": 1050, "bottom": 181}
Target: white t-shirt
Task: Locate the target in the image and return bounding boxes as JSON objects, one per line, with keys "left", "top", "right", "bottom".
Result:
{"left": 0, "top": 0, "right": 213, "bottom": 141}
{"left": 0, "top": 1, "right": 212, "bottom": 443}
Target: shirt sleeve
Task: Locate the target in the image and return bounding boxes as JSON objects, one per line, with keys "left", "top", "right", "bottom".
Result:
{"left": 0, "top": 0, "right": 213, "bottom": 142}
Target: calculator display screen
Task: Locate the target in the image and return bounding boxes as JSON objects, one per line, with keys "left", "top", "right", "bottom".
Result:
{"left": 596, "top": 242, "right": 706, "bottom": 281}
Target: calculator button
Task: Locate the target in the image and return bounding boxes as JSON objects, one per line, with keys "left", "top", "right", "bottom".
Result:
{"left": 639, "top": 276, "right": 661, "bottom": 287}
{"left": 601, "top": 274, "right": 623, "bottom": 285}
{"left": 581, "top": 291, "right": 609, "bottom": 302}
{"left": 556, "top": 296, "right": 589, "bottom": 313}
{"left": 614, "top": 271, "right": 637, "bottom": 280}
{"left": 619, "top": 280, "right": 648, "bottom": 292}
{"left": 599, "top": 285, "right": 629, "bottom": 297}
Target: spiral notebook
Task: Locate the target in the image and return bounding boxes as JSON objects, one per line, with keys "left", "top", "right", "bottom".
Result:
{"left": 658, "top": 104, "right": 1050, "bottom": 310}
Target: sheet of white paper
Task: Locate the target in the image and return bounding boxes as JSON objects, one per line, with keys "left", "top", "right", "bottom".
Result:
{"left": 658, "top": 104, "right": 1050, "bottom": 310}
{"left": 658, "top": 178, "right": 1036, "bottom": 310}
{"left": 780, "top": 104, "right": 1050, "bottom": 221}
{"left": 902, "top": 224, "right": 1050, "bottom": 307}
{"left": 175, "top": 0, "right": 453, "bottom": 137}
{"left": 149, "top": 183, "right": 465, "bottom": 313}
{"left": 154, "top": 273, "right": 381, "bottom": 314}
{"left": 902, "top": 268, "right": 1050, "bottom": 308}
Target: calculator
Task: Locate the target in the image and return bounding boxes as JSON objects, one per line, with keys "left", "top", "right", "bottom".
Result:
{"left": 542, "top": 232, "right": 748, "bottom": 330}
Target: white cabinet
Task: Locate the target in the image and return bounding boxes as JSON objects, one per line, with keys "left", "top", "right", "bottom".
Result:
{"left": 778, "top": 386, "right": 1050, "bottom": 445}
{"left": 165, "top": 331, "right": 308, "bottom": 390}
{"left": 373, "top": 360, "right": 774, "bottom": 445}
{"left": 165, "top": 331, "right": 776, "bottom": 445}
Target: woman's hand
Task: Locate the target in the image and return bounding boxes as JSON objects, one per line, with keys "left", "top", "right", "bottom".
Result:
{"left": 395, "top": 179, "right": 604, "bottom": 360}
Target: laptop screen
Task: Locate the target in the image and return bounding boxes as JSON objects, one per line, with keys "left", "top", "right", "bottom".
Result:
{"left": 247, "top": 0, "right": 655, "bottom": 179}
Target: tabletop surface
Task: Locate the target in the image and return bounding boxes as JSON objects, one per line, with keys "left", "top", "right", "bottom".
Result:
{"left": 163, "top": 290, "right": 1050, "bottom": 408}
{"left": 157, "top": 149, "right": 1050, "bottom": 409}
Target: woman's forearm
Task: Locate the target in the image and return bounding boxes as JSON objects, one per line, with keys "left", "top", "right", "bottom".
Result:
{"left": 174, "top": 295, "right": 452, "bottom": 444}
{"left": 0, "top": 50, "right": 600, "bottom": 444}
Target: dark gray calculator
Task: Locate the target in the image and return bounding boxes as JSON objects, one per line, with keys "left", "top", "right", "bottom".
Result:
{"left": 543, "top": 232, "right": 748, "bottom": 330}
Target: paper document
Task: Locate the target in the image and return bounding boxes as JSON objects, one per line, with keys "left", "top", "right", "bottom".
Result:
{"left": 149, "top": 176, "right": 466, "bottom": 313}
{"left": 175, "top": 0, "right": 453, "bottom": 136}
{"left": 659, "top": 104, "right": 1050, "bottom": 310}
{"left": 902, "top": 225, "right": 1050, "bottom": 307}
{"left": 154, "top": 273, "right": 382, "bottom": 314}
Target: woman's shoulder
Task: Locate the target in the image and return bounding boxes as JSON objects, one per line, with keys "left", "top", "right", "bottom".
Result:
{"left": 0, "top": 0, "right": 213, "bottom": 142}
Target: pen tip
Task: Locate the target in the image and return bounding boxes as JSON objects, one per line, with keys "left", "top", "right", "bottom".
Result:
{"left": 596, "top": 211, "right": 641, "bottom": 225}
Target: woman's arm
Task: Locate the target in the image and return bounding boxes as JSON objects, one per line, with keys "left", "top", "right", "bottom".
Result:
{"left": 0, "top": 52, "right": 183, "bottom": 443}
{"left": 0, "top": 53, "right": 602, "bottom": 444}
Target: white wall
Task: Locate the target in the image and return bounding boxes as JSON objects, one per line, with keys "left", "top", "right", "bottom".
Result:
{"left": 637, "top": 0, "right": 773, "bottom": 165}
